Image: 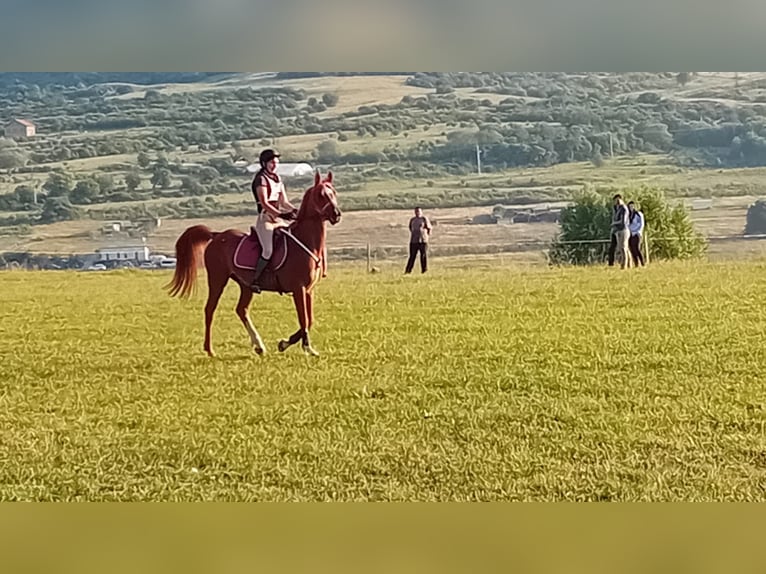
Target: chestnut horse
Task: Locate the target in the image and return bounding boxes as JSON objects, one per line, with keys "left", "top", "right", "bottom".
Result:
{"left": 165, "top": 170, "right": 341, "bottom": 357}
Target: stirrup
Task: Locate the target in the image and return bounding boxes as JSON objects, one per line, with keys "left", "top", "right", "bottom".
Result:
{"left": 250, "top": 275, "right": 265, "bottom": 293}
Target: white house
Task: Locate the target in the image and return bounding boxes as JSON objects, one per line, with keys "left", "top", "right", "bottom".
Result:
{"left": 246, "top": 162, "right": 315, "bottom": 178}
{"left": 95, "top": 245, "right": 151, "bottom": 263}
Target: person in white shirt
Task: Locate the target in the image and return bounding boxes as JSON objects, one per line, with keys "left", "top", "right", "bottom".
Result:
{"left": 609, "top": 194, "right": 631, "bottom": 269}
{"left": 627, "top": 201, "right": 646, "bottom": 267}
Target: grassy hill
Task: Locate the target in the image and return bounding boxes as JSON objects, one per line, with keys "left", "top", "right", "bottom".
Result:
{"left": 2, "top": 72, "right": 766, "bottom": 257}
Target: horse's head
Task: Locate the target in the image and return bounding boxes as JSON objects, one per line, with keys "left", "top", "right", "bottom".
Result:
{"left": 298, "top": 170, "right": 341, "bottom": 225}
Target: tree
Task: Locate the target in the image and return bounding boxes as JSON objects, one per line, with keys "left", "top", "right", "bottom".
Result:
{"left": 198, "top": 166, "right": 220, "bottom": 184}
{"left": 446, "top": 129, "right": 479, "bottom": 145}
{"left": 150, "top": 168, "right": 172, "bottom": 190}
{"left": 744, "top": 199, "right": 766, "bottom": 235}
{"left": 137, "top": 151, "right": 151, "bottom": 169}
{"left": 548, "top": 189, "right": 613, "bottom": 265}
{"left": 125, "top": 171, "right": 142, "bottom": 192}
{"left": 39, "top": 196, "right": 81, "bottom": 223}
{"left": 591, "top": 143, "right": 605, "bottom": 167}
{"left": 96, "top": 174, "right": 115, "bottom": 195}
{"left": 70, "top": 178, "right": 100, "bottom": 204}
{"left": 630, "top": 187, "right": 706, "bottom": 260}
{"left": 43, "top": 171, "right": 74, "bottom": 198}
{"left": 180, "top": 177, "right": 206, "bottom": 196}
{"left": 0, "top": 138, "right": 27, "bottom": 171}
{"left": 0, "top": 150, "right": 27, "bottom": 171}
{"left": 322, "top": 93, "right": 339, "bottom": 107}
{"left": 13, "top": 185, "right": 37, "bottom": 206}
{"left": 0, "top": 137, "right": 17, "bottom": 150}
{"left": 549, "top": 186, "right": 706, "bottom": 265}
{"left": 477, "top": 128, "right": 503, "bottom": 145}
{"left": 637, "top": 123, "right": 673, "bottom": 151}
{"left": 315, "top": 140, "right": 339, "bottom": 162}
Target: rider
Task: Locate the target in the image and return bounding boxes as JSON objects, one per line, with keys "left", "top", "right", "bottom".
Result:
{"left": 250, "top": 148, "right": 298, "bottom": 292}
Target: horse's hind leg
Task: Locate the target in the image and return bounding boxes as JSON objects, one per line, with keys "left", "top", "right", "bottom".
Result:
{"left": 203, "top": 271, "right": 228, "bottom": 357}
{"left": 302, "top": 290, "right": 319, "bottom": 356}
{"left": 235, "top": 282, "right": 266, "bottom": 356}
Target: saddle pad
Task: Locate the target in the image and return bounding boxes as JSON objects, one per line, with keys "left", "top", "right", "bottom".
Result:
{"left": 233, "top": 230, "right": 288, "bottom": 271}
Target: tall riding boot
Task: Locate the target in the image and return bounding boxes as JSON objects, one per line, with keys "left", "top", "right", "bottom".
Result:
{"left": 250, "top": 256, "right": 270, "bottom": 293}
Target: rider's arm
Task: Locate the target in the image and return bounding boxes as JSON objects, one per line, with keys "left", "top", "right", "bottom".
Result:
{"left": 278, "top": 185, "right": 297, "bottom": 212}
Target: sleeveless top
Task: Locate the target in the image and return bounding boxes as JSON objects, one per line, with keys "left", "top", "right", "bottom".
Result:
{"left": 251, "top": 169, "right": 285, "bottom": 214}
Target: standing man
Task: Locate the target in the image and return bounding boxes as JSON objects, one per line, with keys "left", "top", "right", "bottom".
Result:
{"left": 405, "top": 207, "right": 432, "bottom": 274}
{"left": 610, "top": 194, "right": 630, "bottom": 269}
{"left": 628, "top": 201, "right": 646, "bottom": 267}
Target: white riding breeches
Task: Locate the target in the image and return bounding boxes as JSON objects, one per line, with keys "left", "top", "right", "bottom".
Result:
{"left": 255, "top": 213, "right": 289, "bottom": 259}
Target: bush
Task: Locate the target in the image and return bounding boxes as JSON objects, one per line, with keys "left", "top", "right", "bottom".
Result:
{"left": 744, "top": 199, "right": 766, "bottom": 235}
{"left": 39, "top": 196, "right": 82, "bottom": 223}
{"left": 548, "top": 189, "right": 613, "bottom": 265}
{"left": 322, "top": 93, "right": 339, "bottom": 107}
{"left": 630, "top": 186, "right": 707, "bottom": 260}
{"left": 549, "top": 186, "right": 707, "bottom": 265}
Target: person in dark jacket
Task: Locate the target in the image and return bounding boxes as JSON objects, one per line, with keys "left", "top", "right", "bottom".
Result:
{"left": 404, "top": 207, "right": 432, "bottom": 274}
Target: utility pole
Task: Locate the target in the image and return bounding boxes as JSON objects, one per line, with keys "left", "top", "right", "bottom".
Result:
{"left": 476, "top": 144, "right": 481, "bottom": 175}
{"left": 608, "top": 132, "right": 614, "bottom": 158}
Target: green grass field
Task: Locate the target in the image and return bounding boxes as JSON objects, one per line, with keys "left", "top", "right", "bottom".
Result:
{"left": 1, "top": 259, "right": 765, "bottom": 501}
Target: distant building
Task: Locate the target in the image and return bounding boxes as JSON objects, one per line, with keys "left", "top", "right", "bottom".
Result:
{"left": 95, "top": 245, "right": 151, "bottom": 263}
{"left": 4, "top": 119, "right": 36, "bottom": 139}
{"left": 246, "top": 162, "right": 314, "bottom": 178}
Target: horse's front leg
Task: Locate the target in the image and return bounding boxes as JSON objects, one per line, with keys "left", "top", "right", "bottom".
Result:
{"left": 278, "top": 287, "right": 314, "bottom": 355}
{"left": 279, "top": 287, "right": 319, "bottom": 356}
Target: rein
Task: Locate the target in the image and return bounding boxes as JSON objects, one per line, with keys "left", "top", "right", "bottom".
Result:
{"left": 282, "top": 228, "right": 322, "bottom": 265}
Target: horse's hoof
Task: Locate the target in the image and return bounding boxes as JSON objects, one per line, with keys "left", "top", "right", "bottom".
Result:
{"left": 254, "top": 345, "right": 265, "bottom": 356}
{"left": 278, "top": 340, "right": 289, "bottom": 353}
{"left": 303, "top": 346, "right": 320, "bottom": 357}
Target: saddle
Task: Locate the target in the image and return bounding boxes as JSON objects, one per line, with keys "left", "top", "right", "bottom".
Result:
{"left": 233, "top": 228, "right": 288, "bottom": 272}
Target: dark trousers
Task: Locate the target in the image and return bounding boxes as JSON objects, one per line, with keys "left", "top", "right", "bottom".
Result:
{"left": 607, "top": 233, "right": 617, "bottom": 266}
{"left": 405, "top": 242, "right": 428, "bottom": 273}
{"left": 629, "top": 234, "right": 645, "bottom": 267}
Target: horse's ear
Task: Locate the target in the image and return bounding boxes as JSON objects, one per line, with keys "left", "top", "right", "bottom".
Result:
{"left": 326, "top": 171, "right": 333, "bottom": 184}
{"left": 314, "top": 170, "right": 321, "bottom": 186}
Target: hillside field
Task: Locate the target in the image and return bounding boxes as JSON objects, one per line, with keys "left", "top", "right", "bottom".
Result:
{"left": 4, "top": 72, "right": 766, "bottom": 262}
{"left": 1, "top": 259, "right": 765, "bottom": 501}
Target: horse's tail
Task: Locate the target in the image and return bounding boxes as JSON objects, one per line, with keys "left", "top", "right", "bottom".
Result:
{"left": 165, "top": 225, "right": 217, "bottom": 299}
